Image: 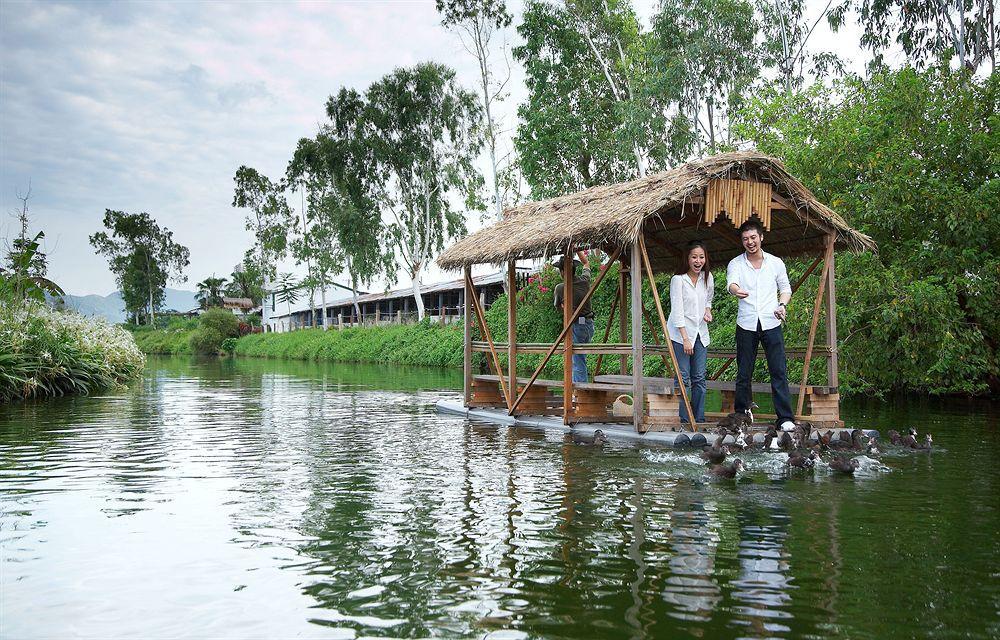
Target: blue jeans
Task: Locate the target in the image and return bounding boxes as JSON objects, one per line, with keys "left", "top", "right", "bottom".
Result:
{"left": 671, "top": 337, "right": 707, "bottom": 423}
{"left": 571, "top": 318, "right": 595, "bottom": 382}
{"left": 735, "top": 322, "right": 794, "bottom": 424}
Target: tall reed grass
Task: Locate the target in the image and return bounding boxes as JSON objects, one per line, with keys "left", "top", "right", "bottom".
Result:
{"left": 0, "top": 302, "right": 146, "bottom": 402}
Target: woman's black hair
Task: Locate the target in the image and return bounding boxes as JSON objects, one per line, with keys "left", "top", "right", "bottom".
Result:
{"left": 675, "top": 239, "right": 711, "bottom": 277}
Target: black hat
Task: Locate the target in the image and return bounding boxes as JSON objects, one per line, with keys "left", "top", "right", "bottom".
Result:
{"left": 552, "top": 255, "right": 582, "bottom": 271}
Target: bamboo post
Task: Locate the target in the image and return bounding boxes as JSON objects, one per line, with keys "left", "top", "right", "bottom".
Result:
{"left": 630, "top": 242, "right": 644, "bottom": 433}
{"left": 563, "top": 246, "right": 575, "bottom": 424}
{"left": 619, "top": 259, "right": 629, "bottom": 376}
{"left": 594, "top": 279, "right": 621, "bottom": 376}
{"left": 638, "top": 235, "right": 697, "bottom": 430}
{"left": 507, "top": 246, "right": 622, "bottom": 416}
{"left": 463, "top": 266, "right": 473, "bottom": 406}
{"left": 825, "top": 236, "right": 839, "bottom": 388}
{"left": 507, "top": 260, "right": 517, "bottom": 404}
{"left": 466, "top": 270, "right": 511, "bottom": 408}
{"left": 796, "top": 236, "right": 835, "bottom": 416}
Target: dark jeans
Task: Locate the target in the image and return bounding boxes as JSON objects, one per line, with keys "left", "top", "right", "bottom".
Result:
{"left": 670, "top": 337, "right": 707, "bottom": 423}
{"left": 735, "top": 321, "right": 794, "bottom": 424}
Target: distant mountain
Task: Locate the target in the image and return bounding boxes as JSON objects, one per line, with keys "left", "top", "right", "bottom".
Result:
{"left": 53, "top": 288, "right": 199, "bottom": 323}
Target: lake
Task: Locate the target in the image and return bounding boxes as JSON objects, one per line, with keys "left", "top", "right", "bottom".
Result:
{"left": 1, "top": 356, "right": 997, "bottom": 638}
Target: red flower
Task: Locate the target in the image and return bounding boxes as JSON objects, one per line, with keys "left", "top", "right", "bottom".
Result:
{"left": 539, "top": 286, "right": 550, "bottom": 292}
{"left": 599, "top": 264, "right": 607, "bottom": 270}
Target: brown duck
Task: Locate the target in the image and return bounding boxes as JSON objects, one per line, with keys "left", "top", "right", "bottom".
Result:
{"left": 711, "top": 459, "right": 744, "bottom": 479}
{"left": 829, "top": 455, "right": 859, "bottom": 474}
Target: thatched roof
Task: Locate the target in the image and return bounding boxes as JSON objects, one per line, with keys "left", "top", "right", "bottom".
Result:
{"left": 438, "top": 151, "right": 876, "bottom": 271}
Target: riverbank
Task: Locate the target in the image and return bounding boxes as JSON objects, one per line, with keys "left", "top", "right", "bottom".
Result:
{"left": 232, "top": 322, "right": 464, "bottom": 367}
{"left": 0, "top": 302, "right": 146, "bottom": 402}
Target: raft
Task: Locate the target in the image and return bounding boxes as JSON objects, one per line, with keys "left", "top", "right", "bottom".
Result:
{"left": 436, "top": 400, "right": 879, "bottom": 449}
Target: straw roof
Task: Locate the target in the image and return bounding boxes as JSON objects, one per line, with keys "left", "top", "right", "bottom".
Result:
{"left": 437, "top": 151, "right": 876, "bottom": 271}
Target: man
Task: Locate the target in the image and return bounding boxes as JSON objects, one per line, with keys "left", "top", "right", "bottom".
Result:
{"left": 726, "top": 220, "right": 796, "bottom": 431}
{"left": 554, "top": 250, "right": 595, "bottom": 383}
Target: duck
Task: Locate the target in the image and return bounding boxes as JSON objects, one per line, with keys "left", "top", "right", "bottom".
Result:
{"left": 819, "top": 430, "right": 835, "bottom": 448}
{"left": 701, "top": 436, "right": 730, "bottom": 464}
{"left": 710, "top": 458, "right": 744, "bottom": 479}
{"left": 777, "top": 430, "right": 796, "bottom": 451}
{"left": 865, "top": 437, "right": 882, "bottom": 456}
{"left": 829, "top": 455, "right": 860, "bottom": 474}
{"left": 573, "top": 429, "right": 608, "bottom": 446}
{"left": 761, "top": 425, "right": 778, "bottom": 450}
{"left": 717, "top": 408, "right": 752, "bottom": 434}
{"left": 787, "top": 450, "right": 819, "bottom": 469}
{"left": 898, "top": 428, "right": 923, "bottom": 449}
{"left": 887, "top": 429, "right": 902, "bottom": 445}
{"left": 829, "top": 429, "right": 866, "bottom": 451}
{"left": 911, "top": 433, "right": 933, "bottom": 451}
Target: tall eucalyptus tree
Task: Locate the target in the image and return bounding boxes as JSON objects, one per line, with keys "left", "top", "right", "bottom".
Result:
{"left": 364, "top": 62, "right": 484, "bottom": 320}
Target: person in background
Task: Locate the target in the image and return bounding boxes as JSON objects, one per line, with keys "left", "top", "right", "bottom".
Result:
{"left": 554, "top": 250, "right": 595, "bottom": 383}
{"left": 726, "top": 219, "right": 796, "bottom": 431}
{"left": 667, "top": 240, "right": 714, "bottom": 425}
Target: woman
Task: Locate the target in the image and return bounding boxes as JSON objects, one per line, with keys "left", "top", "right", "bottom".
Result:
{"left": 667, "top": 240, "right": 714, "bottom": 424}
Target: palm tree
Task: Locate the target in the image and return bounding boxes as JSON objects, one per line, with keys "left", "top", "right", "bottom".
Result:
{"left": 195, "top": 275, "right": 227, "bottom": 309}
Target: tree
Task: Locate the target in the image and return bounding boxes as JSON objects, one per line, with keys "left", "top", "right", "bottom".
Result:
{"left": 514, "top": 0, "right": 691, "bottom": 199}
{"left": 89, "top": 210, "right": 190, "bottom": 325}
{"left": 232, "top": 166, "right": 293, "bottom": 284}
{"left": 733, "top": 67, "right": 1000, "bottom": 395}
{"left": 756, "top": 0, "right": 847, "bottom": 93}
{"left": 195, "top": 275, "right": 227, "bottom": 309}
{"left": 364, "top": 62, "right": 484, "bottom": 320}
{"left": 654, "top": 0, "right": 760, "bottom": 152}
{"left": 272, "top": 272, "right": 300, "bottom": 321}
{"left": 841, "top": 0, "right": 997, "bottom": 74}
{"left": 1, "top": 185, "right": 63, "bottom": 304}
{"left": 225, "top": 260, "right": 265, "bottom": 306}
{"left": 438, "top": 0, "right": 516, "bottom": 220}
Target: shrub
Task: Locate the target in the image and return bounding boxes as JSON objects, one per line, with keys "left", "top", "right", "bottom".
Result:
{"left": 189, "top": 308, "right": 240, "bottom": 355}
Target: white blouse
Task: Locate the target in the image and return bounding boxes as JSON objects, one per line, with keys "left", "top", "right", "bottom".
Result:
{"left": 667, "top": 272, "right": 714, "bottom": 346}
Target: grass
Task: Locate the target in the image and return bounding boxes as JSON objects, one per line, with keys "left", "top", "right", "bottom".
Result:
{"left": 233, "top": 320, "right": 464, "bottom": 367}
{"left": 0, "top": 301, "right": 146, "bottom": 402}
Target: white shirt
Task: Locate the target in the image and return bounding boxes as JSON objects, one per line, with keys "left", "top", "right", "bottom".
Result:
{"left": 726, "top": 250, "right": 792, "bottom": 331}
{"left": 667, "top": 271, "right": 713, "bottom": 346}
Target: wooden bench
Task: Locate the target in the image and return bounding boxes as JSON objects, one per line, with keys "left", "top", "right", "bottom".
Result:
{"left": 471, "top": 375, "right": 562, "bottom": 415}
{"left": 701, "top": 380, "right": 839, "bottom": 422}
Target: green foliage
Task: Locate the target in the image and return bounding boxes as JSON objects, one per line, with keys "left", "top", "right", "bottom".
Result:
{"left": 232, "top": 165, "right": 294, "bottom": 281}
{"left": 233, "top": 322, "right": 465, "bottom": 367}
{"left": 733, "top": 67, "right": 1000, "bottom": 395}
{"left": 189, "top": 308, "right": 241, "bottom": 355}
{"left": 195, "top": 275, "right": 227, "bottom": 309}
{"left": 0, "top": 231, "right": 64, "bottom": 303}
{"left": 224, "top": 261, "right": 265, "bottom": 306}
{"left": 89, "top": 209, "right": 190, "bottom": 325}
{"left": 0, "top": 302, "right": 145, "bottom": 402}
{"left": 221, "top": 337, "right": 239, "bottom": 354}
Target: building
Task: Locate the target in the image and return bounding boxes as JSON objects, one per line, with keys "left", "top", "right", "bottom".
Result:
{"left": 263, "top": 269, "right": 531, "bottom": 333}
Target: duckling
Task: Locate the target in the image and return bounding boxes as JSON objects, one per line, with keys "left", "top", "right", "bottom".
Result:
{"left": 701, "top": 435, "right": 730, "bottom": 464}
{"left": 820, "top": 430, "right": 835, "bottom": 448}
{"left": 787, "top": 450, "right": 819, "bottom": 469}
{"left": 717, "top": 408, "right": 753, "bottom": 434}
{"left": 777, "top": 431, "right": 795, "bottom": 451}
{"left": 912, "top": 433, "right": 933, "bottom": 451}
{"left": 865, "top": 436, "right": 882, "bottom": 456}
{"left": 887, "top": 429, "right": 902, "bottom": 445}
{"left": 761, "top": 425, "right": 778, "bottom": 450}
{"left": 838, "top": 430, "right": 852, "bottom": 445}
{"left": 829, "top": 455, "right": 859, "bottom": 474}
{"left": 710, "top": 458, "right": 744, "bottom": 479}
{"left": 573, "top": 429, "right": 608, "bottom": 446}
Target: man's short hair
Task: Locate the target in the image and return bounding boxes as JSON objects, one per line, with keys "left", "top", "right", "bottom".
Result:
{"left": 738, "top": 219, "right": 765, "bottom": 236}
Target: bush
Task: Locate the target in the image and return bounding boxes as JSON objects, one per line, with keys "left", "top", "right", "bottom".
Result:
{"left": 189, "top": 308, "right": 240, "bottom": 355}
{"left": 0, "top": 302, "right": 146, "bottom": 402}
{"left": 221, "top": 337, "right": 238, "bottom": 354}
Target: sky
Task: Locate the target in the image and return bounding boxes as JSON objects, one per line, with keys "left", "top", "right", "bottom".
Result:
{"left": 0, "top": 0, "right": 872, "bottom": 297}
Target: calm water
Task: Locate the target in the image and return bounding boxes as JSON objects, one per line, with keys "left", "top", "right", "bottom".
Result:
{"left": 2, "top": 356, "right": 998, "bottom": 639}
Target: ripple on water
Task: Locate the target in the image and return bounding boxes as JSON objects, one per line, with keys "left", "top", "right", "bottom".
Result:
{"left": 0, "top": 358, "right": 997, "bottom": 639}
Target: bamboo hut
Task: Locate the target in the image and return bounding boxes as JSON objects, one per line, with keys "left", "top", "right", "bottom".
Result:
{"left": 437, "top": 151, "right": 876, "bottom": 434}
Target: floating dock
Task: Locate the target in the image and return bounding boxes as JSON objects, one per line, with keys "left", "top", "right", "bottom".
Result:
{"left": 437, "top": 400, "right": 878, "bottom": 448}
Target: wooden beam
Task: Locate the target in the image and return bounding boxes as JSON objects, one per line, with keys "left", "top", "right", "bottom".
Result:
{"left": 507, "top": 260, "right": 517, "bottom": 403}
{"left": 467, "top": 270, "right": 511, "bottom": 408}
{"left": 825, "top": 234, "right": 839, "bottom": 388}
{"left": 619, "top": 258, "right": 629, "bottom": 376}
{"left": 639, "top": 235, "right": 697, "bottom": 430}
{"left": 563, "top": 246, "right": 574, "bottom": 424}
{"left": 630, "top": 243, "right": 644, "bottom": 433}
{"left": 594, "top": 279, "right": 620, "bottom": 376}
{"left": 796, "top": 236, "right": 835, "bottom": 416}
{"left": 641, "top": 306, "right": 674, "bottom": 371}
{"left": 507, "top": 246, "right": 622, "bottom": 416}
{"left": 463, "top": 266, "right": 473, "bottom": 406}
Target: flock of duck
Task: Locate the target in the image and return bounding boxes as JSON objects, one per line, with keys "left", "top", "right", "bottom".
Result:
{"left": 704, "top": 409, "right": 933, "bottom": 479}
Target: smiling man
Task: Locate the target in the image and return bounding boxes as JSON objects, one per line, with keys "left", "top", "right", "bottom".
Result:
{"left": 726, "top": 219, "right": 796, "bottom": 431}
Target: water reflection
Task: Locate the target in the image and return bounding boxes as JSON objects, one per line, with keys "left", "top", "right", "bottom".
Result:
{"left": 0, "top": 357, "right": 998, "bottom": 639}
